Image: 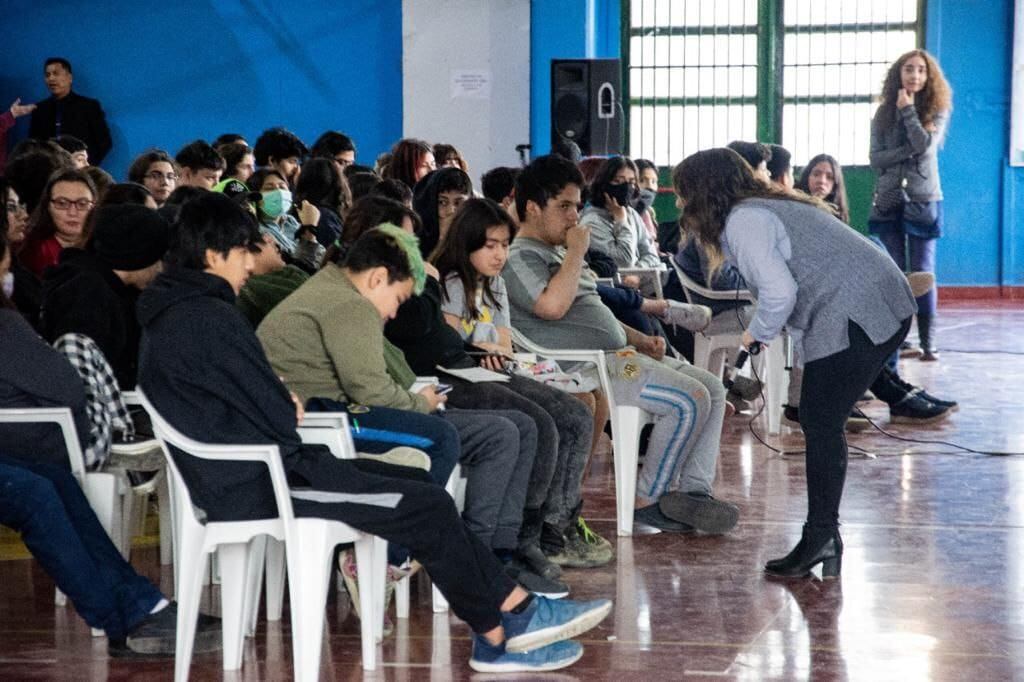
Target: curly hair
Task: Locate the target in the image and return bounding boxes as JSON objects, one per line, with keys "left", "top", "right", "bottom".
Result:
{"left": 672, "top": 148, "right": 825, "bottom": 275}
{"left": 874, "top": 49, "right": 952, "bottom": 131}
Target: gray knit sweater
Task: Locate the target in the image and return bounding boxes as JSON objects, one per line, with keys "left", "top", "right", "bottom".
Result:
{"left": 722, "top": 198, "right": 917, "bottom": 364}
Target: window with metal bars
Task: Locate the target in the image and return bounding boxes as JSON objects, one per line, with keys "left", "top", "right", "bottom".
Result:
{"left": 625, "top": 0, "right": 924, "bottom": 168}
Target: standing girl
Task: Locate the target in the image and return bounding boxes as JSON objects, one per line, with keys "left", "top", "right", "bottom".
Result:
{"left": 868, "top": 49, "right": 952, "bottom": 361}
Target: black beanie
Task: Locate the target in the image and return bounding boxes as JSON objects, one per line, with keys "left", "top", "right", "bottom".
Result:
{"left": 90, "top": 204, "right": 170, "bottom": 271}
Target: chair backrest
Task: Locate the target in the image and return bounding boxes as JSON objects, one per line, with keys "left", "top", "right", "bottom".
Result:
{"left": 0, "top": 407, "right": 87, "bottom": 480}
{"left": 667, "top": 256, "right": 755, "bottom": 304}
{"left": 135, "top": 389, "right": 296, "bottom": 528}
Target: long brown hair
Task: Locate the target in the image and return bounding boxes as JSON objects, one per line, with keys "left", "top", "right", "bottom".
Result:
{"left": 431, "top": 198, "right": 517, "bottom": 320}
{"left": 795, "top": 154, "right": 849, "bottom": 224}
{"left": 672, "top": 148, "right": 825, "bottom": 274}
{"left": 874, "top": 49, "right": 952, "bottom": 131}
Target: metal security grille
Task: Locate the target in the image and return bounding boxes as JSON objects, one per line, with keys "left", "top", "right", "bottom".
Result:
{"left": 783, "top": 0, "right": 921, "bottom": 166}
{"left": 624, "top": 0, "right": 923, "bottom": 168}
{"left": 626, "top": 0, "right": 761, "bottom": 166}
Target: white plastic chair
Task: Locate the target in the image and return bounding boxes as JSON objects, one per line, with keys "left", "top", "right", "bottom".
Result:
{"left": 666, "top": 259, "right": 789, "bottom": 434}
{"left": 0, "top": 407, "right": 127, "bottom": 636}
{"left": 617, "top": 264, "right": 667, "bottom": 300}
{"left": 511, "top": 329, "right": 654, "bottom": 536}
{"left": 137, "top": 392, "right": 384, "bottom": 681}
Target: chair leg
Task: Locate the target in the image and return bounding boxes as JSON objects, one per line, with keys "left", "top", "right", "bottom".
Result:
{"left": 693, "top": 336, "right": 712, "bottom": 373}
{"left": 371, "top": 538, "right": 387, "bottom": 642}
{"left": 242, "top": 536, "right": 267, "bottom": 637}
{"left": 353, "top": 536, "right": 381, "bottom": 671}
{"left": 612, "top": 407, "right": 644, "bottom": 537}
{"left": 158, "top": 472, "right": 173, "bottom": 566}
{"left": 217, "top": 543, "right": 252, "bottom": 671}
{"left": 763, "top": 341, "right": 788, "bottom": 436}
{"left": 431, "top": 583, "right": 449, "bottom": 613}
{"left": 264, "top": 538, "right": 286, "bottom": 621}
{"left": 395, "top": 559, "right": 410, "bottom": 619}
{"left": 174, "top": 536, "right": 209, "bottom": 682}
{"left": 288, "top": 524, "right": 340, "bottom": 681}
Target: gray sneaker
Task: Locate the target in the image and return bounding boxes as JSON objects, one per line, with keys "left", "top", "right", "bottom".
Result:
{"left": 658, "top": 491, "right": 739, "bottom": 535}
{"left": 660, "top": 301, "right": 712, "bottom": 332}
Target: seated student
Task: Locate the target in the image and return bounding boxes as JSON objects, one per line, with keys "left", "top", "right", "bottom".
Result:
{"left": 370, "top": 177, "right": 413, "bottom": 208}
{"left": 294, "top": 157, "right": 349, "bottom": 247}
{"left": 3, "top": 178, "right": 43, "bottom": 327}
{"left": 434, "top": 143, "right": 469, "bottom": 173}
{"left": 258, "top": 224, "right": 557, "bottom": 594}
{"left": 579, "top": 156, "right": 662, "bottom": 273}
{"left": 310, "top": 130, "right": 357, "bottom": 175}
{"left": 726, "top": 141, "right": 773, "bottom": 183}
{"left": 54, "top": 134, "right": 89, "bottom": 169}
{"left": 632, "top": 158, "right": 661, "bottom": 250}
{"left": 236, "top": 233, "right": 309, "bottom": 327}
{"left": 766, "top": 144, "right": 794, "bottom": 189}
{"left": 411, "top": 166, "right": 471, "bottom": 257}
{"left": 427, "top": 197, "right": 617, "bottom": 570}
{"left": 481, "top": 166, "right": 521, "bottom": 214}
{"left": 136, "top": 193, "right": 611, "bottom": 671}
{"left": 0, "top": 456, "right": 220, "bottom": 657}
{"left": 249, "top": 168, "right": 321, "bottom": 271}
{"left": 127, "top": 149, "right": 178, "bottom": 207}
{"left": 40, "top": 204, "right": 168, "bottom": 389}
{"left": 795, "top": 153, "right": 850, "bottom": 224}
{"left": 253, "top": 127, "right": 307, "bottom": 188}
{"left": 101, "top": 182, "right": 158, "bottom": 209}
{"left": 348, "top": 172, "right": 382, "bottom": 204}
{"left": 19, "top": 168, "right": 97, "bottom": 277}
{"left": 381, "top": 138, "right": 435, "bottom": 191}
{"left": 175, "top": 140, "right": 225, "bottom": 190}
{"left": 213, "top": 132, "right": 247, "bottom": 149}
{"left": 217, "top": 142, "right": 255, "bottom": 184}
{"left": 504, "top": 155, "right": 740, "bottom": 534}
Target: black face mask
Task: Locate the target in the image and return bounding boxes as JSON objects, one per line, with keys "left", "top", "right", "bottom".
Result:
{"left": 603, "top": 182, "right": 635, "bottom": 208}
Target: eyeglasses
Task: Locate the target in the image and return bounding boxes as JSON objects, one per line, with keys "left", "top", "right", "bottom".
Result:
{"left": 145, "top": 171, "right": 179, "bottom": 183}
{"left": 5, "top": 201, "right": 26, "bottom": 214}
{"left": 50, "top": 198, "right": 95, "bottom": 212}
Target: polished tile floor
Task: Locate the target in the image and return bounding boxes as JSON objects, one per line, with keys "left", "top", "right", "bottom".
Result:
{"left": 2, "top": 303, "right": 1023, "bottom": 680}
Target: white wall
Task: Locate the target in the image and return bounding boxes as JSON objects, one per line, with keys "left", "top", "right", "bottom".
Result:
{"left": 402, "top": 0, "right": 531, "bottom": 185}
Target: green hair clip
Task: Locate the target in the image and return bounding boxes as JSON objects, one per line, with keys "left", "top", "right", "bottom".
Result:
{"left": 374, "top": 223, "right": 426, "bottom": 295}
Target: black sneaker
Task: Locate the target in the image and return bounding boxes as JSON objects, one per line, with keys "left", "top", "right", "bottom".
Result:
{"left": 634, "top": 504, "right": 694, "bottom": 533}
{"left": 782, "top": 404, "right": 800, "bottom": 427}
{"left": 729, "top": 375, "right": 764, "bottom": 401}
{"left": 114, "top": 602, "right": 221, "bottom": 657}
{"left": 504, "top": 560, "right": 570, "bottom": 599}
{"left": 658, "top": 491, "right": 739, "bottom": 535}
{"left": 889, "top": 394, "right": 951, "bottom": 424}
{"left": 516, "top": 542, "right": 562, "bottom": 581}
{"left": 913, "top": 389, "right": 958, "bottom": 412}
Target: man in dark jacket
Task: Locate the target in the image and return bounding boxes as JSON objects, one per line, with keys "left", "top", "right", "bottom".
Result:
{"left": 29, "top": 58, "right": 112, "bottom": 165}
{"left": 135, "top": 192, "right": 610, "bottom": 673}
{"left": 40, "top": 204, "right": 168, "bottom": 389}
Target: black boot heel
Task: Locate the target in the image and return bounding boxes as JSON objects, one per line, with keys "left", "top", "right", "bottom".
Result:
{"left": 764, "top": 530, "right": 842, "bottom": 579}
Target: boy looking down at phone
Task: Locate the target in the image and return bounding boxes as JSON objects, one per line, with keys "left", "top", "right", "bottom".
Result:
{"left": 257, "top": 224, "right": 556, "bottom": 593}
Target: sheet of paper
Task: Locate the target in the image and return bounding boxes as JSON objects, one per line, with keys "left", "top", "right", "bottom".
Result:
{"left": 450, "top": 69, "right": 492, "bottom": 99}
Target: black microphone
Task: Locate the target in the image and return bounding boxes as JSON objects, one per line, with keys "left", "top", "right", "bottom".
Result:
{"left": 724, "top": 342, "right": 762, "bottom": 391}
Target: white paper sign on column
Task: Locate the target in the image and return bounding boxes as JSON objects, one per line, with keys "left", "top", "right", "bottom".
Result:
{"left": 450, "top": 70, "right": 492, "bottom": 100}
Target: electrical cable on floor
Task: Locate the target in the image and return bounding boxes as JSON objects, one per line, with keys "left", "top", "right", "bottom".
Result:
{"left": 727, "top": 289, "right": 1024, "bottom": 458}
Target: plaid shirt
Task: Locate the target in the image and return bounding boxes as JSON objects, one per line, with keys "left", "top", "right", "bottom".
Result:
{"left": 52, "top": 333, "right": 133, "bottom": 469}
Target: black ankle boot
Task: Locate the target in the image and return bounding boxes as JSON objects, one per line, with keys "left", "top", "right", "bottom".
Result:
{"left": 764, "top": 525, "right": 843, "bottom": 579}
{"left": 917, "top": 313, "right": 938, "bottom": 361}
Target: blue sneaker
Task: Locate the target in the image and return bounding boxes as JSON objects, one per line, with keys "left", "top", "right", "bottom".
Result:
{"left": 503, "top": 595, "right": 612, "bottom": 653}
{"left": 469, "top": 635, "right": 583, "bottom": 673}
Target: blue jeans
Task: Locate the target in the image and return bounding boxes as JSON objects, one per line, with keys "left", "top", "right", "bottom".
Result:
{"left": 0, "top": 455, "right": 162, "bottom": 639}
{"left": 875, "top": 232, "right": 937, "bottom": 317}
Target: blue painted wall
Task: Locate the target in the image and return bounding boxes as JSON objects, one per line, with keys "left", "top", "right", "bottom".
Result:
{"left": 926, "top": 0, "right": 1020, "bottom": 287}
{"left": 2, "top": 1, "right": 403, "bottom": 180}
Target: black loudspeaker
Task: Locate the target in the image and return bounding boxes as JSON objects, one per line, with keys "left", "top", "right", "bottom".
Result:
{"left": 551, "top": 59, "right": 622, "bottom": 156}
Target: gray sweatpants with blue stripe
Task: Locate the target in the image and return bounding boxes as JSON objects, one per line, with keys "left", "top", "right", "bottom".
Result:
{"left": 607, "top": 353, "right": 727, "bottom": 499}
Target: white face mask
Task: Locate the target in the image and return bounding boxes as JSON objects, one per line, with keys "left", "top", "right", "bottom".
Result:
{"left": 2, "top": 272, "right": 13, "bottom": 299}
